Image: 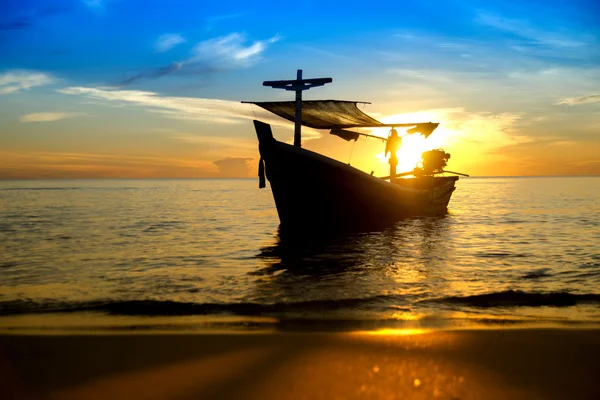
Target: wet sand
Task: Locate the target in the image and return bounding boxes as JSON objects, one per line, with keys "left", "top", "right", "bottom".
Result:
{"left": 1, "top": 328, "right": 599, "bottom": 399}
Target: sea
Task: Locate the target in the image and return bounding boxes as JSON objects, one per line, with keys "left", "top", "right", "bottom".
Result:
{"left": 1, "top": 177, "right": 599, "bottom": 333}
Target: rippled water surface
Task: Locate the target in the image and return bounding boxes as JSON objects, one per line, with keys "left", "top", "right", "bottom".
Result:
{"left": 1, "top": 177, "right": 599, "bottom": 330}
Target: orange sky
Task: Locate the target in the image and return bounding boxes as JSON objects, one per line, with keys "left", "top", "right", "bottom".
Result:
{"left": 1, "top": 2, "right": 599, "bottom": 178}
{"left": 1, "top": 84, "right": 599, "bottom": 179}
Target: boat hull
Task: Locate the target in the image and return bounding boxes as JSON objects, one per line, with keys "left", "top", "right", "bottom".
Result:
{"left": 255, "top": 120, "right": 458, "bottom": 233}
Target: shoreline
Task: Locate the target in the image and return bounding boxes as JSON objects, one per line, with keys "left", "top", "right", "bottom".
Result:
{"left": 1, "top": 328, "right": 599, "bottom": 399}
{"left": 1, "top": 312, "right": 599, "bottom": 336}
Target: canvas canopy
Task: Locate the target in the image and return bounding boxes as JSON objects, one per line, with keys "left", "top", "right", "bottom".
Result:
{"left": 248, "top": 100, "right": 383, "bottom": 129}
{"left": 246, "top": 100, "right": 438, "bottom": 138}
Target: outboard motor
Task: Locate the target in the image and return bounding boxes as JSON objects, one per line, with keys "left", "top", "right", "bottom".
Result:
{"left": 414, "top": 149, "right": 451, "bottom": 176}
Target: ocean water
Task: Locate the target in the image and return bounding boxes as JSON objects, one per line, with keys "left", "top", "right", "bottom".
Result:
{"left": 0, "top": 177, "right": 599, "bottom": 332}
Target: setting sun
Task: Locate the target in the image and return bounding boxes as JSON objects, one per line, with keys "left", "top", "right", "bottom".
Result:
{"left": 367, "top": 112, "right": 452, "bottom": 175}
{"left": 374, "top": 133, "right": 438, "bottom": 173}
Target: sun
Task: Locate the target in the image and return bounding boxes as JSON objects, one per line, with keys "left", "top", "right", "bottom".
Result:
{"left": 399, "top": 134, "right": 431, "bottom": 172}
{"left": 367, "top": 110, "right": 454, "bottom": 175}
{"left": 374, "top": 130, "right": 444, "bottom": 174}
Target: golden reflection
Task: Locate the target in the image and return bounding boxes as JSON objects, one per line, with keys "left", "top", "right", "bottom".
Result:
{"left": 390, "top": 311, "right": 427, "bottom": 321}
{"left": 356, "top": 328, "right": 429, "bottom": 336}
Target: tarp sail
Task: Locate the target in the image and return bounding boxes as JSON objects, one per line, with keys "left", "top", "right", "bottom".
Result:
{"left": 407, "top": 122, "right": 438, "bottom": 139}
{"left": 246, "top": 100, "right": 439, "bottom": 139}
{"left": 249, "top": 100, "right": 382, "bottom": 129}
{"left": 330, "top": 127, "right": 361, "bottom": 142}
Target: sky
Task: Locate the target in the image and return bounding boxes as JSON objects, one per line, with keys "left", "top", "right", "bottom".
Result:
{"left": 1, "top": 0, "right": 599, "bottom": 178}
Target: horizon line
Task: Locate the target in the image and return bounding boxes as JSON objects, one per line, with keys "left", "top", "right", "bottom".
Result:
{"left": 1, "top": 174, "right": 599, "bottom": 181}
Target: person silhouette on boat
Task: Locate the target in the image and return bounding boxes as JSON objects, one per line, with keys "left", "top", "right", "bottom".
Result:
{"left": 385, "top": 128, "right": 402, "bottom": 182}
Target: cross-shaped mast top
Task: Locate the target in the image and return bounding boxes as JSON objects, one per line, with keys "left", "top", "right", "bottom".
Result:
{"left": 263, "top": 77, "right": 332, "bottom": 91}
{"left": 262, "top": 69, "right": 332, "bottom": 147}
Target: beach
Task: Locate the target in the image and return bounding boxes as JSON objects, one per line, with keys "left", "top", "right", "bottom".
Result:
{"left": 2, "top": 328, "right": 599, "bottom": 399}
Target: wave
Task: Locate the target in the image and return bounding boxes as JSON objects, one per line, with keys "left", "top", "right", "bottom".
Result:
{"left": 521, "top": 269, "right": 553, "bottom": 279}
{"left": 426, "top": 290, "right": 600, "bottom": 308}
{"left": 2, "top": 290, "right": 599, "bottom": 316}
{"left": 475, "top": 251, "right": 531, "bottom": 259}
{"left": 0, "top": 295, "right": 395, "bottom": 316}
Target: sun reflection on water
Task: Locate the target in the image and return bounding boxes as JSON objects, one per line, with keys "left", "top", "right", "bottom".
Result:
{"left": 356, "top": 328, "right": 429, "bottom": 336}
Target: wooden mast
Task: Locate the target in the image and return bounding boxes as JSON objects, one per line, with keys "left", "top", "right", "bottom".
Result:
{"left": 263, "top": 70, "right": 332, "bottom": 147}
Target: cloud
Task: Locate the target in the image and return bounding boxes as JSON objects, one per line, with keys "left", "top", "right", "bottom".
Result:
{"left": 381, "top": 61, "right": 600, "bottom": 116}
{"left": 377, "top": 108, "right": 530, "bottom": 150}
{"left": 191, "top": 33, "right": 281, "bottom": 67}
{"left": 172, "top": 135, "right": 256, "bottom": 151}
{"left": 213, "top": 157, "right": 253, "bottom": 177}
{"left": 19, "top": 112, "right": 84, "bottom": 123}
{"left": 118, "top": 62, "right": 188, "bottom": 86}
{"left": 375, "top": 29, "right": 599, "bottom": 159}
{"left": 155, "top": 33, "right": 186, "bottom": 53}
{"left": 58, "top": 86, "right": 250, "bottom": 124}
{"left": 476, "top": 11, "right": 591, "bottom": 49}
{"left": 556, "top": 94, "right": 600, "bottom": 105}
{"left": 0, "top": 70, "right": 55, "bottom": 95}
{"left": 118, "top": 32, "right": 280, "bottom": 85}
{"left": 58, "top": 86, "right": 279, "bottom": 126}
{"left": 58, "top": 86, "right": 321, "bottom": 142}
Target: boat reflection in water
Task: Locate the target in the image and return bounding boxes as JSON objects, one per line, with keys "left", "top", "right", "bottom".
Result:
{"left": 245, "top": 69, "right": 469, "bottom": 330}
{"left": 253, "top": 216, "right": 453, "bottom": 331}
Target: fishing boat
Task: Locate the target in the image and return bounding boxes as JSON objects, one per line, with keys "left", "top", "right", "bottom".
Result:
{"left": 243, "top": 70, "right": 468, "bottom": 233}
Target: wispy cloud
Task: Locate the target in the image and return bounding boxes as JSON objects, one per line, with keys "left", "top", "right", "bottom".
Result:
{"left": 58, "top": 86, "right": 277, "bottom": 126}
{"left": 0, "top": 70, "right": 55, "bottom": 95}
{"left": 118, "top": 63, "right": 189, "bottom": 86}
{"left": 476, "top": 11, "right": 591, "bottom": 48}
{"left": 19, "top": 112, "right": 84, "bottom": 123}
{"left": 172, "top": 135, "right": 256, "bottom": 148}
{"left": 119, "top": 32, "right": 280, "bottom": 85}
{"left": 155, "top": 33, "right": 186, "bottom": 53}
{"left": 191, "top": 32, "right": 281, "bottom": 67}
{"left": 58, "top": 85, "right": 319, "bottom": 140}
{"left": 206, "top": 13, "right": 242, "bottom": 31}
{"left": 556, "top": 94, "right": 600, "bottom": 105}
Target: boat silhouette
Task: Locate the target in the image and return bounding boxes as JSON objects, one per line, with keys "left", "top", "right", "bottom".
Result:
{"left": 244, "top": 70, "right": 467, "bottom": 234}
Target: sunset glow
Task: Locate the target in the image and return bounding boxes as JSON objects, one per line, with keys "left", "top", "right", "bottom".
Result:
{"left": 1, "top": 1, "right": 599, "bottom": 178}
{"left": 373, "top": 130, "right": 449, "bottom": 174}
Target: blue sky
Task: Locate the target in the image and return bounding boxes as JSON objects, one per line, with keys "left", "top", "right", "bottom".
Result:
{"left": 1, "top": 0, "right": 599, "bottom": 177}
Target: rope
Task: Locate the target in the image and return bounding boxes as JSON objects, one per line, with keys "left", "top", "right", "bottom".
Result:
{"left": 348, "top": 140, "right": 356, "bottom": 164}
{"left": 258, "top": 157, "right": 266, "bottom": 188}
{"left": 250, "top": 104, "right": 257, "bottom": 119}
